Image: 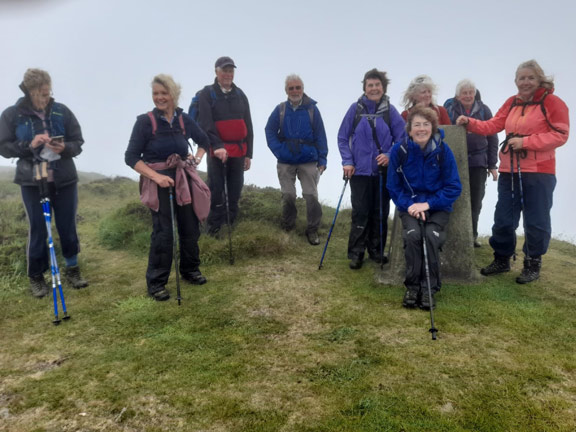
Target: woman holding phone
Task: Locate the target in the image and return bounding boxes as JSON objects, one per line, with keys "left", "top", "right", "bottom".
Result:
{"left": 0, "top": 68, "right": 89, "bottom": 297}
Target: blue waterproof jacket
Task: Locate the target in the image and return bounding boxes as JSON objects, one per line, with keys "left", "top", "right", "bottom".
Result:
{"left": 387, "top": 130, "right": 462, "bottom": 212}
{"left": 337, "top": 95, "right": 406, "bottom": 176}
{"left": 265, "top": 94, "right": 328, "bottom": 167}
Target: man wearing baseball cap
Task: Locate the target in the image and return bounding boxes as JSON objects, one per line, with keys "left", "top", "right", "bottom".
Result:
{"left": 195, "top": 56, "right": 254, "bottom": 236}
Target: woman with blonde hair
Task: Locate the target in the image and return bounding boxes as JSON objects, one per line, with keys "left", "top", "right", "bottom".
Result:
{"left": 457, "top": 60, "right": 569, "bottom": 284}
{"left": 125, "top": 74, "right": 210, "bottom": 301}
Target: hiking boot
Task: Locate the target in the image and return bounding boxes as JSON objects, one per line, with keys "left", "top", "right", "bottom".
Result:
{"left": 402, "top": 286, "right": 419, "bottom": 308}
{"left": 369, "top": 253, "right": 389, "bottom": 264}
{"left": 349, "top": 258, "right": 363, "bottom": 270}
{"left": 473, "top": 239, "right": 482, "bottom": 248}
{"left": 64, "top": 266, "right": 89, "bottom": 289}
{"left": 516, "top": 256, "right": 541, "bottom": 284}
{"left": 182, "top": 270, "right": 207, "bottom": 285}
{"left": 419, "top": 289, "right": 436, "bottom": 310}
{"left": 306, "top": 231, "right": 320, "bottom": 246}
{"left": 480, "top": 256, "right": 511, "bottom": 276}
{"left": 207, "top": 226, "right": 221, "bottom": 238}
{"left": 29, "top": 274, "right": 50, "bottom": 298}
{"left": 150, "top": 288, "right": 170, "bottom": 301}
{"left": 281, "top": 221, "right": 295, "bottom": 232}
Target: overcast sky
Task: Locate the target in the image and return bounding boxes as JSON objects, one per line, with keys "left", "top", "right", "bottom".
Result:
{"left": 1, "top": 0, "right": 575, "bottom": 242}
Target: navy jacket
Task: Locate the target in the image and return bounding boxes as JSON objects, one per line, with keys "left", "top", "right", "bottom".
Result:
{"left": 387, "top": 130, "right": 462, "bottom": 212}
{"left": 444, "top": 94, "right": 499, "bottom": 169}
{"left": 265, "top": 94, "right": 328, "bottom": 167}
{"left": 125, "top": 108, "right": 209, "bottom": 168}
{"left": 0, "top": 97, "right": 83, "bottom": 187}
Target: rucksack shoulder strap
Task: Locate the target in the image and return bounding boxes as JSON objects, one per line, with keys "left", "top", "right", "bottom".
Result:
{"left": 147, "top": 111, "right": 157, "bottom": 136}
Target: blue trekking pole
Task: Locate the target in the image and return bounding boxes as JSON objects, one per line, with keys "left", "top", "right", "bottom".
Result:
{"left": 318, "top": 177, "right": 349, "bottom": 270}
{"left": 36, "top": 162, "right": 70, "bottom": 325}
{"left": 168, "top": 187, "right": 182, "bottom": 306}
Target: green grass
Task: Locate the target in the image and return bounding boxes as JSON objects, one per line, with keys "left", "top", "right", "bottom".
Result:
{"left": 0, "top": 177, "right": 575, "bottom": 431}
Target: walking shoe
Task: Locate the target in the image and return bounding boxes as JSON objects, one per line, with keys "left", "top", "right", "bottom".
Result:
{"left": 207, "top": 226, "right": 221, "bottom": 238}
{"left": 419, "top": 289, "right": 436, "bottom": 310}
{"left": 516, "top": 256, "right": 542, "bottom": 284}
{"left": 473, "top": 239, "right": 482, "bottom": 248}
{"left": 150, "top": 288, "right": 170, "bottom": 301}
{"left": 182, "top": 271, "right": 207, "bottom": 285}
{"left": 64, "top": 266, "right": 89, "bottom": 289}
{"left": 349, "top": 258, "right": 363, "bottom": 270}
{"left": 29, "top": 274, "right": 50, "bottom": 298}
{"left": 402, "top": 286, "right": 419, "bottom": 308}
{"left": 369, "top": 253, "right": 389, "bottom": 264}
{"left": 281, "top": 221, "right": 295, "bottom": 232}
{"left": 480, "top": 256, "right": 511, "bottom": 276}
{"left": 306, "top": 231, "right": 320, "bottom": 246}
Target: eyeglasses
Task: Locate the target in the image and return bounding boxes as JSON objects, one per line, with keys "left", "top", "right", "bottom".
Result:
{"left": 287, "top": 86, "right": 302, "bottom": 91}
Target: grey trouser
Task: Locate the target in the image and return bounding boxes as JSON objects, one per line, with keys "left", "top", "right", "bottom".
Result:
{"left": 277, "top": 162, "right": 322, "bottom": 233}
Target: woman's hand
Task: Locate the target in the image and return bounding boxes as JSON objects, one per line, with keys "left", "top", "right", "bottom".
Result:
{"left": 507, "top": 137, "right": 524, "bottom": 152}
{"left": 343, "top": 165, "right": 355, "bottom": 179}
{"left": 45, "top": 139, "right": 65, "bottom": 154}
{"left": 408, "top": 202, "right": 430, "bottom": 221}
{"left": 152, "top": 173, "right": 174, "bottom": 188}
{"left": 244, "top": 157, "right": 251, "bottom": 171}
{"left": 376, "top": 154, "right": 389, "bottom": 166}
{"left": 30, "top": 133, "right": 50, "bottom": 149}
{"left": 455, "top": 115, "right": 469, "bottom": 126}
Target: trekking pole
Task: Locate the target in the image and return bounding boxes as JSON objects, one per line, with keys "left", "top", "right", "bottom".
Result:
{"left": 502, "top": 134, "right": 517, "bottom": 261}
{"left": 168, "top": 187, "right": 182, "bottom": 305}
{"left": 223, "top": 162, "right": 234, "bottom": 265}
{"left": 419, "top": 219, "right": 438, "bottom": 340}
{"left": 318, "top": 177, "right": 349, "bottom": 270}
{"left": 36, "top": 163, "right": 70, "bottom": 325}
{"left": 378, "top": 168, "right": 385, "bottom": 270}
{"left": 516, "top": 151, "right": 531, "bottom": 258}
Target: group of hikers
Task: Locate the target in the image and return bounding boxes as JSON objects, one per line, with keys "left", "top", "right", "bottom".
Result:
{"left": 0, "top": 58, "right": 569, "bottom": 311}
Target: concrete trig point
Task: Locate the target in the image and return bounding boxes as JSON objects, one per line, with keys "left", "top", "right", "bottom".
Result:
{"left": 379, "top": 125, "right": 480, "bottom": 286}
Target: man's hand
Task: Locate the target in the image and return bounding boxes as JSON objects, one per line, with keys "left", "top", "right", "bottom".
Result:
{"left": 318, "top": 165, "right": 326, "bottom": 175}
{"left": 244, "top": 157, "right": 251, "bottom": 171}
{"left": 214, "top": 148, "right": 227, "bottom": 162}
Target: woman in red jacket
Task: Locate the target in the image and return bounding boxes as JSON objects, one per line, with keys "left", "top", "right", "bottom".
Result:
{"left": 457, "top": 60, "right": 569, "bottom": 284}
{"left": 401, "top": 75, "right": 451, "bottom": 125}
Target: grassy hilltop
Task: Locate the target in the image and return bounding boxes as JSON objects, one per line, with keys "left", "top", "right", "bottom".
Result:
{"left": 0, "top": 176, "right": 575, "bottom": 432}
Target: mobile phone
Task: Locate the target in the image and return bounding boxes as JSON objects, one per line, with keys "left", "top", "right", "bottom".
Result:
{"left": 50, "top": 135, "right": 64, "bottom": 144}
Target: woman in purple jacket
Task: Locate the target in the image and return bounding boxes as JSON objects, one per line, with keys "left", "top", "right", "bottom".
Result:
{"left": 337, "top": 68, "right": 406, "bottom": 270}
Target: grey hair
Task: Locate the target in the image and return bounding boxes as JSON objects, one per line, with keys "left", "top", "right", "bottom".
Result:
{"left": 516, "top": 59, "right": 554, "bottom": 90}
{"left": 285, "top": 74, "right": 303, "bottom": 89}
{"left": 22, "top": 68, "right": 52, "bottom": 92}
{"left": 401, "top": 74, "right": 437, "bottom": 111}
{"left": 151, "top": 74, "right": 181, "bottom": 106}
{"left": 455, "top": 79, "right": 476, "bottom": 97}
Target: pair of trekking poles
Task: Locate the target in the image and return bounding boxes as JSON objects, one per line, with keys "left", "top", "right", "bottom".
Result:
{"left": 317, "top": 175, "right": 438, "bottom": 340}
{"left": 34, "top": 161, "right": 70, "bottom": 325}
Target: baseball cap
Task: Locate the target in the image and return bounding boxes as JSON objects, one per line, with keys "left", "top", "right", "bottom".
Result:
{"left": 215, "top": 56, "right": 236, "bottom": 69}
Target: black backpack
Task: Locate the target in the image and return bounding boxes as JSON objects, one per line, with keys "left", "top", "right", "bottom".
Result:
{"left": 507, "top": 92, "right": 566, "bottom": 134}
{"left": 349, "top": 96, "right": 391, "bottom": 153}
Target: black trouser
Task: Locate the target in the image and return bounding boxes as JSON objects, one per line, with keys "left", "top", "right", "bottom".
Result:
{"left": 469, "top": 167, "right": 488, "bottom": 239}
{"left": 400, "top": 211, "right": 449, "bottom": 292}
{"left": 206, "top": 156, "right": 244, "bottom": 232}
{"left": 21, "top": 183, "right": 80, "bottom": 277}
{"left": 146, "top": 186, "right": 200, "bottom": 294}
{"left": 348, "top": 171, "right": 390, "bottom": 260}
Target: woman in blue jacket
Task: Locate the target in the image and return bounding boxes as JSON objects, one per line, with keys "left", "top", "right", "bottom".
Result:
{"left": 387, "top": 106, "right": 462, "bottom": 310}
{"left": 337, "top": 68, "right": 406, "bottom": 270}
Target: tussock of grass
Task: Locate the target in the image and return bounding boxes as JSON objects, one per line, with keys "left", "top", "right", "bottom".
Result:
{"left": 1, "top": 177, "right": 575, "bottom": 431}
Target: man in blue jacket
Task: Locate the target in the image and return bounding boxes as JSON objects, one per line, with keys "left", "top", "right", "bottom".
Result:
{"left": 265, "top": 75, "right": 328, "bottom": 245}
